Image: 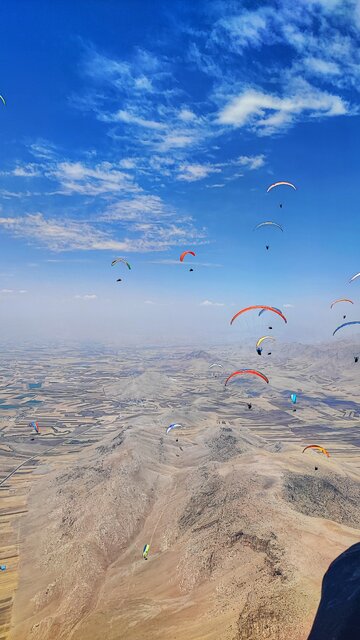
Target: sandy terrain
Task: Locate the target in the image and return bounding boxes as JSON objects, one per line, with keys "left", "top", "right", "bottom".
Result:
{"left": 0, "top": 342, "right": 359, "bottom": 639}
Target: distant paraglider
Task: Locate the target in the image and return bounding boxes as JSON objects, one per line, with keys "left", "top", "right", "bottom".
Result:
{"left": 267, "top": 181, "right": 296, "bottom": 193}
{"left": 209, "top": 363, "right": 223, "bottom": 369}
{"left": 230, "top": 306, "right": 287, "bottom": 325}
{"left": 224, "top": 369, "right": 269, "bottom": 387}
{"left": 254, "top": 222, "right": 283, "bottom": 232}
{"left": 333, "top": 321, "right": 360, "bottom": 336}
{"left": 166, "top": 423, "right": 183, "bottom": 434}
{"left": 180, "top": 250, "right": 196, "bottom": 272}
{"left": 349, "top": 272, "right": 360, "bottom": 284}
{"left": 29, "top": 421, "right": 40, "bottom": 434}
{"left": 290, "top": 393, "right": 297, "bottom": 404}
{"left": 180, "top": 250, "right": 195, "bottom": 262}
{"left": 330, "top": 299, "right": 353, "bottom": 320}
{"left": 143, "top": 544, "right": 150, "bottom": 560}
{"left": 302, "top": 445, "right": 330, "bottom": 458}
{"left": 0, "top": 96, "right": 5, "bottom": 107}
{"left": 330, "top": 298, "right": 354, "bottom": 309}
{"left": 255, "top": 222, "right": 283, "bottom": 251}
{"left": 111, "top": 257, "right": 131, "bottom": 270}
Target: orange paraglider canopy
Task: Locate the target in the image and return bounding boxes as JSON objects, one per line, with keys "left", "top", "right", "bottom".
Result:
{"left": 224, "top": 369, "right": 269, "bottom": 386}
{"left": 180, "top": 250, "right": 196, "bottom": 262}
{"left": 302, "top": 445, "right": 330, "bottom": 458}
{"left": 230, "top": 305, "right": 287, "bottom": 325}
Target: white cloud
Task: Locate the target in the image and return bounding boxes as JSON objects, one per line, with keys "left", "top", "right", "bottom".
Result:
{"left": 74, "top": 294, "right": 97, "bottom": 300}
{"left": 51, "top": 161, "right": 140, "bottom": 196}
{"left": 218, "top": 84, "right": 348, "bottom": 134}
{"left": 0, "top": 288, "right": 27, "bottom": 295}
{"left": 103, "top": 195, "right": 171, "bottom": 221}
{"left": 200, "top": 300, "right": 225, "bottom": 307}
{"left": 108, "top": 109, "right": 166, "bottom": 130}
{"left": 206, "top": 183, "right": 225, "bottom": 188}
{"left": 119, "top": 158, "right": 137, "bottom": 169}
{"left": 236, "top": 154, "right": 265, "bottom": 170}
{"left": 0, "top": 208, "right": 206, "bottom": 253}
{"left": 29, "top": 140, "right": 57, "bottom": 159}
{"left": 13, "top": 164, "right": 41, "bottom": 177}
{"left": 178, "top": 108, "right": 197, "bottom": 122}
{"left": 304, "top": 57, "right": 340, "bottom": 76}
{"left": 177, "top": 163, "right": 221, "bottom": 182}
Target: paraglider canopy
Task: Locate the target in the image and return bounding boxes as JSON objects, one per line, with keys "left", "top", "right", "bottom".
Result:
{"left": 225, "top": 369, "right": 269, "bottom": 386}
{"left": 0, "top": 565, "right": 6, "bottom": 571}
{"left": 230, "top": 306, "right": 287, "bottom": 325}
{"left": 0, "top": 96, "right": 5, "bottom": 106}
{"left": 166, "top": 423, "right": 183, "bottom": 434}
{"left": 254, "top": 221, "right": 283, "bottom": 232}
{"left": 180, "top": 250, "right": 195, "bottom": 262}
{"left": 290, "top": 393, "right": 297, "bottom": 404}
{"left": 267, "top": 181, "right": 296, "bottom": 192}
{"left": 111, "top": 257, "right": 131, "bottom": 269}
{"left": 143, "top": 544, "right": 150, "bottom": 559}
{"left": 302, "top": 445, "right": 330, "bottom": 458}
{"left": 333, "top": 321, "right": 360, "bottom": 336}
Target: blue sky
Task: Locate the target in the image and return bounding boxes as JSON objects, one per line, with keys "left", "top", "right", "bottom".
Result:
{"left": 1, "top": 0, "right": 360, "bottom": 344}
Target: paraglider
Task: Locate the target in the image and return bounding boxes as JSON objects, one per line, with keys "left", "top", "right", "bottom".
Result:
{"left": 355, "top": 356, "right": 359, "bottom": 364}
{"left": 255, "top": 222, "right": 283, "bottom": 251}
{"left": 0, "top": 96, "right": 5, "bottom": 107}
{"left": 166, "top": 423, "right": 183, "bottom": 434}
{"left": 230, "top": 306, "right": 287, "bottom": 325}
{"left": 111, "top": 257, "right": 131, "bottom": 270}
{"left": 333, "top": 321, "right": 360, "bottom": 336}
{"left": 254, "top": 222, "right": 283, "bottom": 232}
{"left": 29, "top": 421, "right": 40, "bottom": 434}
{"left": 290, "top": 393, "right": 297, "bottom": 404}
{"left": 330, "top": 298, "right": 354, "bottom": 309}
{"left": 256, "top": 336, "right": 275, "bottom": 351}
{"left": 302, "top": 445, "right": 330, "bottom": 458}
{"left": 116, "top": 278, "right": 122, "bottom": 282}
{"left": 180, "top": 250, "right": 195, "bottom": 272}
{"left": 180, "top": 250, "right": 195, "bottom": 262}
{"left": 0, "top": 565, "right": 6, "bottom": 571}
{"left": 267, "top": 181, "right": 296, "bottom": 193}
{"left": 209, "top": 363, "right": 223, "bottom": 369}
{"left": 330, "top": 299, "right": 353, "bottom": 319}
{"left": 349, "top": 272, "right": 360, "bottom": 283}
{"left": 224, "top": 369, "right": 269, "bottom": 386}
{"left": 143, "top": 544, "right": 150, "bottom": 560}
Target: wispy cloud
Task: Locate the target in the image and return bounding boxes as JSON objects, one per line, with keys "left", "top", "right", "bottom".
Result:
{"left": 200, "top": 299, "right": 225, "bottom": 307}
{"left": 177, "top": 163, "right": 221, "bottom": 182}
{"left": 0, "top": 209, "right": 206, "bottom": 253}
{"left": 74, "top": 294, "right": 97, "bottom": 300}
{"left": 235, "top": 154, "right": 265, "bottom": 170}
{"left": 51, "top": 161, "right": 140, "bottom": 196}
{"left": 218, "top": 83, "right": 348, "bottom": 135}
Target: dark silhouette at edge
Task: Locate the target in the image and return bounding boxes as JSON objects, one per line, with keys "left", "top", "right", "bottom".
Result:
{"left": 307, "top": 542, "right": 360, "bottom": 639}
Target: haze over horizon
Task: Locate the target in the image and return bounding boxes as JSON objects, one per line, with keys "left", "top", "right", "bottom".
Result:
{"left": 1, "top": 0, "right": 360, "bottom": 344}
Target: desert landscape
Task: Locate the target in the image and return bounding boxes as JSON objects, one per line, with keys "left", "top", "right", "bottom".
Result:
{"left": 0, "top": 340, "right": 359, "bottom": 640}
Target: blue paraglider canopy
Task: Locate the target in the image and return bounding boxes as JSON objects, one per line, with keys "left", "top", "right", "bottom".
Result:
{"left": 0, "top": 565, "right": 7, "bottom": 571}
